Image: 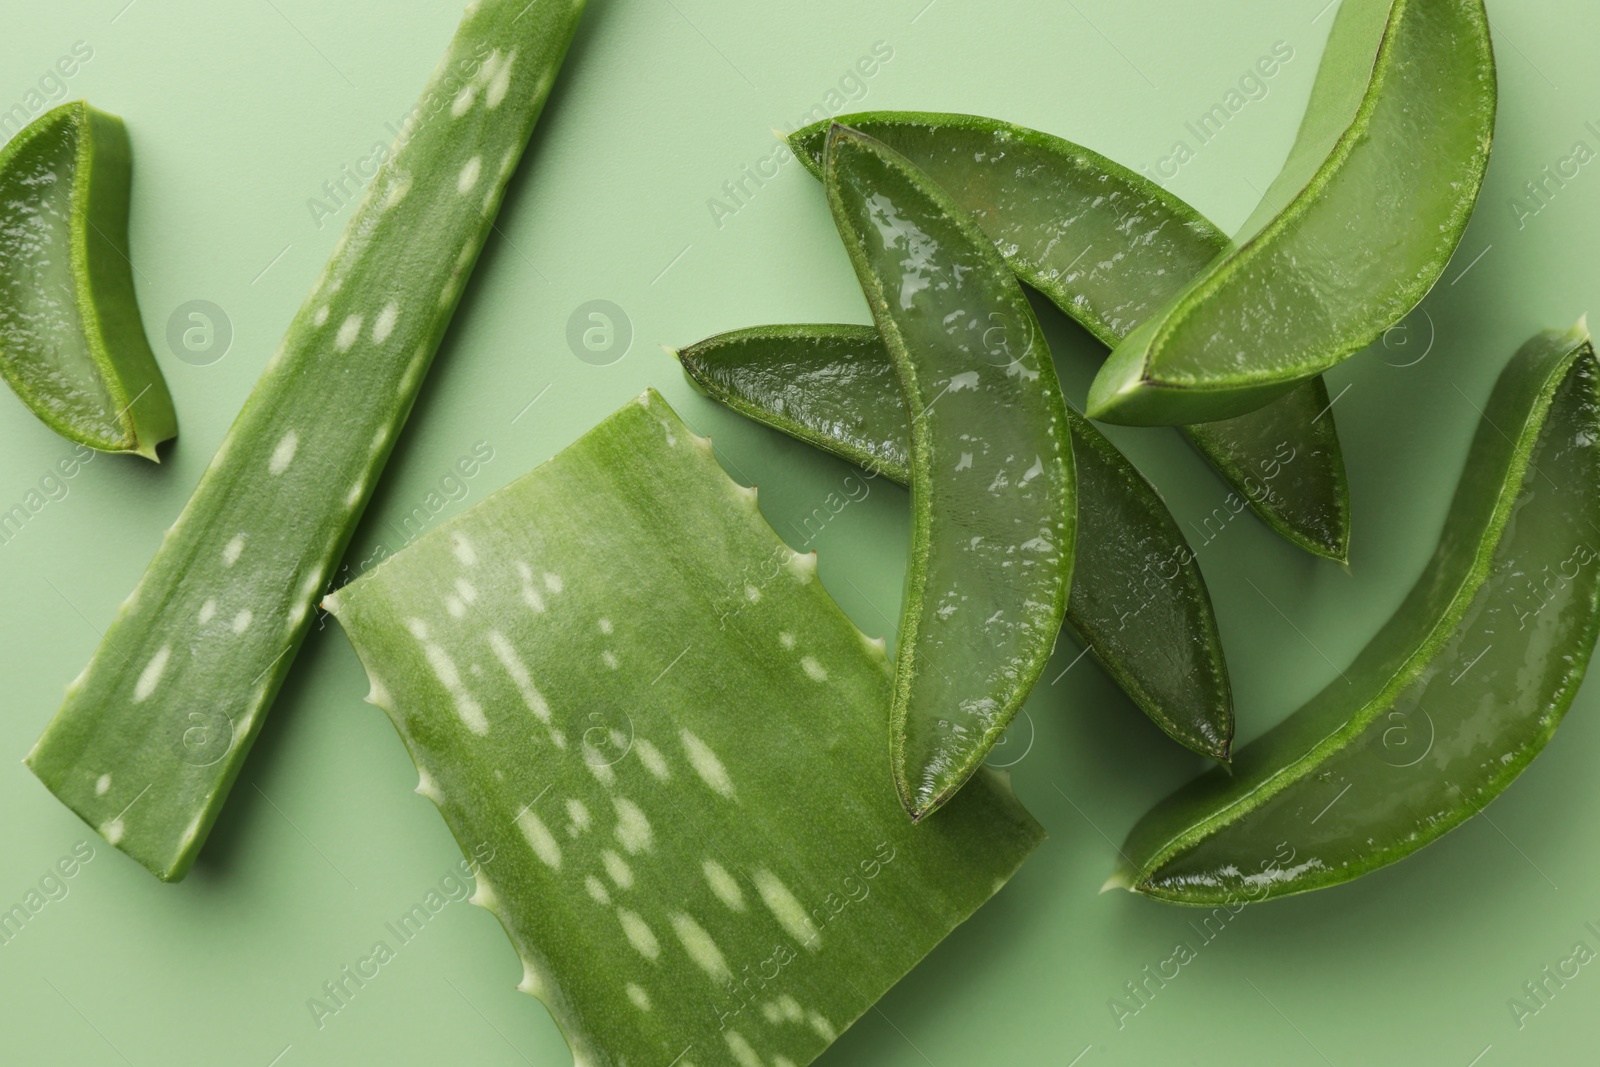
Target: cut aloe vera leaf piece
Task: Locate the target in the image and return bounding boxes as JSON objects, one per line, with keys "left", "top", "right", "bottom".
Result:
{"left": 823, "top": 125, "right": 1076, "bottom": 819}
{"left": 25, "top": 0, "right": 589, "bottom": 882}
{"left": 1113, "top": 322, "right": 1600, "bottom": 905}
{"left": 790, "top": 111, "right": 1349, "bottom": 561}
{"left": 0, "top": 101, "right": 175, "bottom": 459}
{"left": 677, "top": 324, "right": 1232, "bottom": 760}
{"left": 326, "top": 390, "right": 1043, "bottom": 1067}
{"left": 1090, "top": 0, "right": 1497, "bottom": 425}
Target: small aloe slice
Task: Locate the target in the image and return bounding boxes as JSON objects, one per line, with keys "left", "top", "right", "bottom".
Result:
{"left": 26, "top": 0, "right": 589, "bottom": 881}
{"left": 1113, "top": 323, "right": 1600, "bottom": 905}
{"left": 326, "top": 390, "right": 1043, "bottom": 1067}
{"left": 676, "top": 324, "right": 1232, "bottom": 760}
{"left": 0, "top": 101, "right": 175, "bottom": 459}
{"left": 789, "top": 111, "right": 1350, "bottom": 561}
{"left": 823, "top": 125, "right": 1076, "bottom": 819}
{"left": 1090, "top": 0, "right": 1497, "bottom": 425}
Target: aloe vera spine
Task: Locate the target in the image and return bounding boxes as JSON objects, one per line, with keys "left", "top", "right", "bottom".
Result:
{"left": 26, "top": 0, "right": 589, "bottom": 881}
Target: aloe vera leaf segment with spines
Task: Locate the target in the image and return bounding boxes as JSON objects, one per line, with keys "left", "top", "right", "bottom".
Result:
{"left": 1090, "top": 0, "right": 1496, "bottom": 425}
{"left": 823, "top": 125, "right": 1076, "bottom": 819}
{"left": 789, "top": 111, "right": 1351, "bottom": 562}
{"left": 0, "top": 101, "right": 176, "bottom": 459}
{"left": 676, "top": 324, "right": 1233, "bottom": 760}
{"left": 1113, "top": 323, "right": 1600, "bottom": 904}
{"left": 326, "top": 390, "right": 1043, "bottom": 1067}
{"left": 25, "top": 0, "right": 589, "bottom": 881}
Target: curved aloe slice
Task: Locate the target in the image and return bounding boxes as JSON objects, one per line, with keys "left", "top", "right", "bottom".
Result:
{"left": 0, "top": 101, "right": 175, "bottom": 459}
{"left": 789, "top": 110, "right": 1350, "bottom": 561}
{"left": 326, "top": 390, "right": 1043, "bottom": 1067}
{"left": 25, "top": 0, "right": 589, "bottom": 881}
{"left": 1090, "top": 0, "right": 1496, "bottom": 425}
{"left": 823, "top": 125, "right": 1075, "bottom": 819}
{"left": 1113, "top": 323, "right": 1600, "bottom": 905}
{"left": 676, "top": 324, "right": 1232, "bottom": 760}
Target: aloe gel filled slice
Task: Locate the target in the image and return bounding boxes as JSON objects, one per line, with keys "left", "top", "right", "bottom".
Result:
{"left": 26, "top": 0, "right": 589, "bottom": 881}
{"left": 1090, "top": 0, "right": 1496, "bottom": 425}
{"left": 823, "top": 125, "right": 1076, "bottom": 819}
{"left": 790, "top": 111, "right": 1350, "bottom": 561}
{"left": 677, "top": 324, "right": 1232, "bottom": 760}
{"left": 326, "top": 391, "right": 1043, "bottom": 1067}
{"left": 0, "top": 101, "right": 175, "bottom": 458}
{"left": 1113, "top": 323, "right": 1600, "bottom": 905}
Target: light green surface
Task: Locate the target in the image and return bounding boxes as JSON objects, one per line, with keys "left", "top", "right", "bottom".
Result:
{"left": 0, "top": 2, "right": 1596, "bottom": 1065}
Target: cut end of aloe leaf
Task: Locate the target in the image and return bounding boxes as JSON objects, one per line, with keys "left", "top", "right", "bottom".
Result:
{"left": 0, "top": 100, "right": 176, "bottom": 458}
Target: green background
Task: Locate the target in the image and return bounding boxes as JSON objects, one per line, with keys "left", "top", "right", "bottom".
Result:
{"left": 1, "top": 0, "right": 1595, "bottom": 1064}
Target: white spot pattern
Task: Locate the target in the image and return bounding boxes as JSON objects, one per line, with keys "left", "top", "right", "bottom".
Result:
{"left": 133, "top": 645, "right": 171, "bottom": 702}
{"left": 681, "top": 728, "right": 735, "bottom": 799}
{"left": 269, "top": 431, "right": 299, "bottom": 475}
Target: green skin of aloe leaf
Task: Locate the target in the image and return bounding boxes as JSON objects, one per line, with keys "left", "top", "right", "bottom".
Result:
{"left": 1090, "top": 0, "right": 1497, "bottom": 426}
{"left": 676, "top": 324, "right": 1232, "bottom": 761}
{"left": 326, "top": 390, "right": 1043, "bottom": 1067}
{"left": 0, "top": 101, "right": 176, "bottom": 459}
{"left": 789, "top": 110, "right": 1351, "bottom": 562}
{"left": 1114, "top": 323, "right": 1600, "bottom": 905}
{"left": 823, "top": 125, "right": 1076, "bottom": 820}
{"left": 25, "top": 0, "right": 588, "bottom": 881}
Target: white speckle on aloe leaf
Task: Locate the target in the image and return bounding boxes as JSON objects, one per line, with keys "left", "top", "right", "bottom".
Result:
{"left": 680, "top": 729, "right": 735, "bottom": 799}
{"left": 703, "top": 860, "right": 744, "bottom": 910}
{"left": 231, "top": 610, "right": 253, "bottom": 635}
{"left": 584, "top": 875, "right": 611, "bottom": 905}
{"left": 762, "top": 1001, "right": 784, "bottom": 1024}
{"left": 800, "top": 656, "right": 828, "bottom": 682}
{"left": 458, "top": 156, "right": 483, "bottom": 194}
{"left": 198, "top": 599, "right": 217, "bottom": 624}
{"left": 451, "top": 85, "right": 477, "bottom": 117}
{"left": 445, "top": 595, "right": 466, "bottom": 619}
{"left": 633, "top": 738, "right": 669, "bottom": 780}
{"left": 743, "top": 584, "right": 761, "bottom": 604}
{"left": 384, "top": 177, "right": 411, "bottom": 209}
{"left": 671, "top": 913, "right": 731, "bottom": 982}
{"left": 406, "top": 622, "right": 489, "bottom": 735}
{"left": 94, "top": 773, "right": 111, "bottom": 796}
{"left": 724, "top": 1031, "right": 762, "bottom": 1067}
{"left": 522, "top": 581, "right": 546, "bottom": 612}
{"left": 486, "top": 51, "right": 516, "bottom": 108}
{"left": 602, "top": 651, "right": 620, "bottom": 670}
{"left": 454, "top": 578, "right": 478, "bottom": 603}
{"left": 372, "top": 302, "right": 399, "bottom": 344}
{"left": 625, "top": 982, "right": 651, "bottom": 1012}
{"left": 753, "top": 869, "right": 819, "bottom": 949}
{"left": 617, "top": 909, "right": 659, "bottom": 960}
{"left": 773, "top": 1056, "right": 798, "bottom": 1067}
{"left": 808, "top": 1011, "right": 836, "bottom": 1041}
{"left": 223, "top": 534, "right": 245, "bottom": 567}
{"left": 269, "top": 431, "right": 299, "bottom": 475}
{"left": 516, "top": 806, "right": 561, "bottom": 870}
{"left": 487, "top": 630, "right": 551, "bottom": 722}
{"left": 612, "top": 798, "right": 653, "bottom": 854}
{"left": 313, "top": 305, "right": 330, "bottom": 327}
{"left": 785, "top": 551, "right": 817, "bottom": 581}
{"left": 336, "top": 314, "right": 363, "bottom": 352}
{"left": 565, "top": 798, "right": 591, "bottom": 834}
{"left": 586, "top": 757, "right": 616, "bottom": 788}
{"left": 601, "top": 849, "right": 633, "bottom": 889}
{"left": 779, "top": 632, "right": 795, "bottom": 650}
{"left": 549, "top": 728, "right": 567, "bottom": 750}
{"left": 101, "top": 818, "right": 125, "bottom": 845}
{"left": 544, "top": 573, "right": 564, "bottom": 594}
{"left": 598, "top": 617, "right": 614, "bottom": 635}
{"left": 452, "top": 534, "right": 479, "bottom": 566}
{"left": 778, "top": 994, "right": 803, "bottom": 1022}
{"left": 133, "top": 645, "right": 171, "bottom": 703}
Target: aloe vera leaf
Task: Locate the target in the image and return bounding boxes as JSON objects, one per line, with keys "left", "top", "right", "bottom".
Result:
{"left": 325, "top": 390, "right": 1043, "bottom": 1066}
{"left": 25, "top": 0, "right": 589, "bottom": 882}
{"left": 676, "top": 324, "right": 1232, "bottom": 760}
{"left": 1090, "top": 0, "right": 1497, "bottom": 425}
{"left": 822, "top": 125, "right": 1075, "bottom": 819}
{"left": 0, "top": 101, "right": 175, "bottom": 459}
{"left": 1112, "top": 322, "right": 1600, "bottom": 905}
{"left": 789, "top": 111, "right": 1350, "bottom": 561}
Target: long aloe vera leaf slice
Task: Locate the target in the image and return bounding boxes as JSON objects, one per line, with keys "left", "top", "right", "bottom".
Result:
{"left": 0, "top": 101, "right": 175, "bottom": 459}
{"left": 676, "top": 324, "right": 1232, "bottom": 760}
{"left": 25, "top": 0, "right": 589, "bottom": 881}
{"left": 325, "top": 389, "right": 1043, "bottom": 1066}
{"left": 1091, "top": 0, "right": 1496, "bottom": 425}
{"left": 823, "top": 125, "right": 1076, "bottom": 819}
{"left": 1113, "top": 323, "right": 1600, "bottom": 905}
{"left": 790, "top": 111, "right": 1350, "bottom": 561}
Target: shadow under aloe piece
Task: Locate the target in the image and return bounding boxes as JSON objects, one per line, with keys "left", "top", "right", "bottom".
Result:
{"left": 0, "top": 100, "right": 175, "bottom": 459}
{"left": 789, "top": 110, "right": 1350, "bottom": 561}
{"left": 26, "top": 0, "right": 590, "bottom": 881}
{"left": 822, "top": 124, "right": 1076, "bottom": 819}
{"left": 676, "top": 324, "right": 1233, "bottom": 762}
{"left": 1112, "top": 322, "right": 1600, "bottom": 905}
{"left": 325, "top": 390, "right": 1043, "bottom": 1067}
{"left": 1090, "top": 0, "right": 1497, "bottom": 425}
